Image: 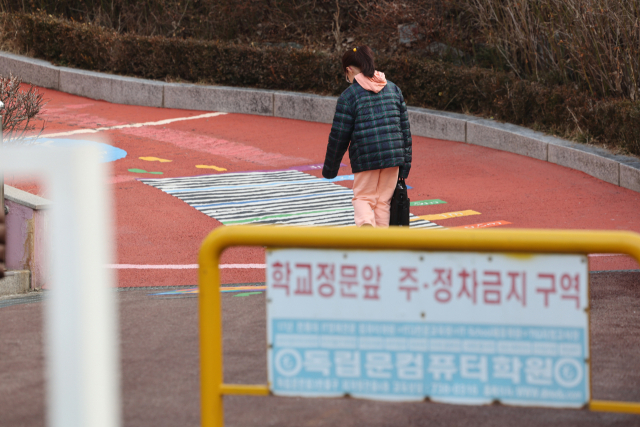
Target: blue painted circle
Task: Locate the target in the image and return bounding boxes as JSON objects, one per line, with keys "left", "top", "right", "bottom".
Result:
{"left": 34, "top": 138, "right": 127, "bottom": 163}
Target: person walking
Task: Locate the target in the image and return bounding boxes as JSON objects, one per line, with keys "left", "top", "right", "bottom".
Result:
{"left": 322, "top": 46, "right": 412, "bottom": 228}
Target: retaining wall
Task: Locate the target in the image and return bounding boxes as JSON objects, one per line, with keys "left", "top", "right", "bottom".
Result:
{"left": 1, "top": 51, "right": 639, "bottom": 193}
{"left": 3, "top": 185, "right": 51, "bottom": 290}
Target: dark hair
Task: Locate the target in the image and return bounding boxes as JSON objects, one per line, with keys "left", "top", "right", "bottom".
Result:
{"left": 342, "top": 46, "right": 375, "bottom": 78}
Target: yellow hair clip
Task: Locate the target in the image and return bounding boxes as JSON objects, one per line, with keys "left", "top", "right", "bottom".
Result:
{"left": 353, "top": 48, "right": 357, "bottom": 52}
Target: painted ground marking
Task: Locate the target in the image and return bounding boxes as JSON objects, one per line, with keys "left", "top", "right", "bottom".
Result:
{"left": 31, "top": 138, "right": 127, "bottom": 163}
{"left": 151, "top": 285, "right": 266, "bottom": 296}
{"left": 196, "top": 165, "right": 227, "bottom": 171}
{"left": 107, "top": 264, "right": 265, "bottom": 269}
{"left": 588, "top": 254, "right": 627, "bottom": 257}
{"left": 451, "top": 220, "right": 512, "bottom": 229}
{"left": 41, "top": 112, "right": 228, "bottom": 138}
{"left": 115, "top": 256, "right": 628, "bottom": 267}
{"left": 163, "top": 163, "right": 348, "bottom": 180}
{"left": 285, "top": 163, "right": 347, "bottom": 173}
{"left": 140, "top": 157, "right": 172, "bottom": 162}
{"left": 412, "top": 210, "right": 481, "bottom": 222}
{"left": 233, "top": 292, "right": 263, "bottom": 297}
{"left": 410, "top": 199, "right": 447, "bottom": 206}
{"left": 325, "top": 175, "right": 354, "bottom": 182}
{"left": 140, "top": 170, "right": 440, "bottom": 228}
{"left": 128, "top": 168, "right": 163, "bottom": 175}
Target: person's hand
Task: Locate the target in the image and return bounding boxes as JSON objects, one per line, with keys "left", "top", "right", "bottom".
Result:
{"left": 0, "top": 206, "right": 5, "bottom": 279}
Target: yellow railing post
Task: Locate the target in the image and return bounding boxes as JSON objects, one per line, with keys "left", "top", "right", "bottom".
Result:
{"left": 590, "top": 400, "right": 640, "bottom": 414}
{"left": 199, "top": 238, "right": 224, "bottom": 427}
{"left": 199, "top": 227, "right": 640, "bottom": 426}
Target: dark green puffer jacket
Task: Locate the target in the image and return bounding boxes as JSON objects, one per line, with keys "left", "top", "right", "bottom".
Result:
{"left": 322, "top": 79, "right": 412, "bottom": 179}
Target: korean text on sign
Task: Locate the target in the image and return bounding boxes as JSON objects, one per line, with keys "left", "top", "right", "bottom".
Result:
{"left": 266, "top": 249, "right": 589, "bottom": 408}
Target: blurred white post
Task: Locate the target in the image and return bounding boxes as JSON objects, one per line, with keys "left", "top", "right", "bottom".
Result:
{"left": 0, "top": 145, "right": 120, "bottom": 427}
{"left": 1, "top": 100, "right": 5, "bottom": 214}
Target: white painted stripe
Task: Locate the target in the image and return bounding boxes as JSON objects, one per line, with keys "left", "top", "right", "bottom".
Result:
{"left": 142, "top": 170, "right": 442, "bottom": 229}
{"left": 106, "top": 263, "right": 265, "bottom": 269}
{"left": 42, "top": 112, "right": 228, "bottom": 138}
{"left": 108, "top": 254, "right": 624, "bottom": 269}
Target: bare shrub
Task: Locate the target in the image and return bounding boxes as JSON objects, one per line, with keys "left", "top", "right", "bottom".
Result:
{"left": 0, "top": 1, "right": 462, "bottom": 53}
{"left": 0, "top": 73, "right": 46, "bottom": 222}
{"left": 332, "top": 0, "right": 342, "bottom": 52}
{"left": 0, "top": 73, "right": 46, "bottom": 143}
{"left": 465, "top": 0, "right": 640, "bottom": 100}
{"left": 353, "top": 0, "right": 467, "bottom": 53}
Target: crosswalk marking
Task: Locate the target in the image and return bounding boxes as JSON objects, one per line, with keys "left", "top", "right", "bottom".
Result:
{"left": 141, "top": 170, "right": 442, "bottom": 228}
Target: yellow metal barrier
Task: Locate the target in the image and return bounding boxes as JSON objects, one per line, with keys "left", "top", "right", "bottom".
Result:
{"left": 199, "top": 226, "right": 640, "bottom": 426}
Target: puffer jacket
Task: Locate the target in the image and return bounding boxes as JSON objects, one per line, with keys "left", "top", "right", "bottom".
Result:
{"left": 322, "top": 79, "right": 412, "bottom": 179}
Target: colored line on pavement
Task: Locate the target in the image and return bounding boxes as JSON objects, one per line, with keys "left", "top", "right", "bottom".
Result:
{"left": 215, "top": 163, "right": 348, "bottom": 175}
{"left": 223, "top": 206, "right": 354, "bottom": 225}
{"left": 120, "top": 256, "right": 625, "bottom": 270}
{"left": 151, "top": 285, "right": 266, "bottom": 296}
{"left": 192, "top": 189, "right": 353, "bottom": 209}
{"left": 165, "top": 176, "right": 354, "bottom": 194}
{"left": 196, "top": 165, "right": 227, "bottom": 171}
{"left": 152, "top": 288, "right": 198, "bottom": 295}
{"left": 161, "top": 163, "right": 349, "bottom": 179}
{"left": 451, "top": 220, "right": 511, "bottom": 230}
{"left": 107, "top": 264, "right": 266, "bottom": 269}
{"left": 128, "top": 168, "right": 163, "bottom": 174}
{"left": 140, "top": 157, "right": 172, "bottom": 162}
{"left": 410, "top": 199, "right": 447, "bottom": 206}
{"left": 411, "top": 210, "right": 481, "bottom": 221}
{"left": 234, "top": 292, "right": 263, "bottom": 297}
{"left": 326, "top": 175, "right": 354, "bottom": 182}
{"left": 41, "top": 112, "right": 228, "bottom": 138}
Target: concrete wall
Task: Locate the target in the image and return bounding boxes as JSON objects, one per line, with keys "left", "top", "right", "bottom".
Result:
{"left": 4, "top": 185, "right": 51, "bottom": 290}
{"left": 0, "top": 270, "right": 30, "bottom": 297}
{"left": 1, "top": 51, "right": 639, "bottom": 193}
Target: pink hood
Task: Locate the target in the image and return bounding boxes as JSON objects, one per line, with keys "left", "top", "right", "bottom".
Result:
{"left": 355, "top": 71, "right": 387, "bottom": 93}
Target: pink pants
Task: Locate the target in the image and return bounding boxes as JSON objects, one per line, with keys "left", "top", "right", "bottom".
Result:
{"left": 352, "top": 167, "right": 399, "bottom": 228}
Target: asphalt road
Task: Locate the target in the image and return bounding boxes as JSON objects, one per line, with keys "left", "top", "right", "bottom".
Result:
{"left": 1, "top": 271, "right": 639, "bottom": 427}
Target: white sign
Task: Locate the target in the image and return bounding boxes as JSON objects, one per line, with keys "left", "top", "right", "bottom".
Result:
{"left": 266, "top": 249, "right": 589, "bottom": 408}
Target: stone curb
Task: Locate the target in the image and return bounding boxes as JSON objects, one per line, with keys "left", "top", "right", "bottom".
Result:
{"left": 60, "top": 67, "right": 164, "bottom": 107}
{"left": 0, "top": 270, "right": 30, "bottom": 297}
{"left": 2, "top": 51, "right": 639, "bottom": 193}
{"left": 164, "top": 83, "right": 274, "bottom": 115}
{"left": 0, "top": 52, "right": 59, "bottom": 89}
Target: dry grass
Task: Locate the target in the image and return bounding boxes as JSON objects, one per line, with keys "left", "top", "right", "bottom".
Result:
{"left": 465, "top": 0, "right": 640, "bottom": 100}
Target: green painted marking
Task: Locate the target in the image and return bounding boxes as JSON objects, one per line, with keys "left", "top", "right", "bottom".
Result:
{"left": 223, "top": 206, "right": 353, "bottom": 225}
{"left": 233, "top": 292, "right": 263, "bottom": 297}
{"left": 128, "top": 168, "right": 163, "bottom": 175}
{"left": 410, "top": 199, "right": 446, "bottom": 206}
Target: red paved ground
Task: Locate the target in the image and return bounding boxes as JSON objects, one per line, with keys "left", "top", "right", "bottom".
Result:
{"left": 8, "top": 87, "right": 640, "bottom": 287}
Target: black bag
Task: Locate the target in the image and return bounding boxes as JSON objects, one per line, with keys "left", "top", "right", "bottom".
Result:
{"left": 389, "top": 177, "right": 410, "bottom": 226}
